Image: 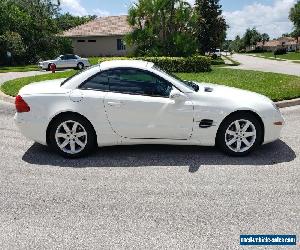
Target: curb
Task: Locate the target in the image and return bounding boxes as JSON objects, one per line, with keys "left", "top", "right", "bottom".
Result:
{"left": 0, "top": 90, "right": 14, "bottom": 104}
{"left": 1, "top": 89, "right": 300, "bottom": 108}
{"left": 276, "top": 98, "right": 300, "bottom": 108}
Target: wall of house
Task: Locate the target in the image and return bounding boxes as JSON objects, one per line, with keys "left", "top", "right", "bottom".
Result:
{"left": 71, "top": 35, "right": 131, "bottom": 57}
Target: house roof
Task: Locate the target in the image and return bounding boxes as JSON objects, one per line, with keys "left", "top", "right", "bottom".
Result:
{"left": 61, "top": 15, "right": 132, "bottom": 38}
{"left": 257, "top": 36, "right": 299, "bottom": 47}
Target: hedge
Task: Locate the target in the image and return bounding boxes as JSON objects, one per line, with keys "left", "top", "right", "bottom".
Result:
{"left": 97, "top": 56, "right": 211, "bottom": 73}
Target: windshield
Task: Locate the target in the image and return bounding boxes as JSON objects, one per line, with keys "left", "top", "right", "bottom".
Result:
{"left": 152, "top": 65, "right": 199, "bottom": 92}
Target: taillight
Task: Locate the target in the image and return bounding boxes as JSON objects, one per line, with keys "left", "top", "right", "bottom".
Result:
{"left": 15, "top": 95, "right": 30, "bottom": 113}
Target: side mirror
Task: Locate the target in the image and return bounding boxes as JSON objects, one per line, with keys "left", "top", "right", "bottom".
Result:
{"left": 169, "top": 89, "right": 186, "bottom": 101}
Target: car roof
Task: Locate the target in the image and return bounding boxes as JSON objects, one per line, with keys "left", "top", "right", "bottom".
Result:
{"left": 100, "top": 60, "right": 154, "bottom": 71}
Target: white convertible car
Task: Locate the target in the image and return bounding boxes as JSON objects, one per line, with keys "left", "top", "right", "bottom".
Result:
{"left": 38, "top": 54, "right": 90, "bottom": 70}
{"left": 15, "top": 60, "right": 284, "bottom": 158}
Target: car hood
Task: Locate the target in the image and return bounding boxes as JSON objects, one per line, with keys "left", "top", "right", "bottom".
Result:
{"left": 193, "top": 81, "right": 271, "bottom": 103}
{"left": 19, "top": 79, "right": 69, "bottom": 96}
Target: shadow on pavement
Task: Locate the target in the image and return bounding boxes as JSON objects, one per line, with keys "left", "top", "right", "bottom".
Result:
{"left": 22, "top": 140, "right": 296, "bottom": 173}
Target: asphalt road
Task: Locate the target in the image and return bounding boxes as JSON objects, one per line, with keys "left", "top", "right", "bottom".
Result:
{"left": 0, "top": 71, "right": 49, "bottom": 85}
{"left": 0, "top": 100, "right": 299, "bottom": 249}
{"left": 230, "top": 54, "right": 300, "bottom": 76}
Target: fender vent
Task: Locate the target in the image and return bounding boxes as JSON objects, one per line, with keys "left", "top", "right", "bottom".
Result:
{"left": 199, "top": 119, "right": 214, "bottom": 128}
{"left": 204, "top": 87, "right": 213, "bottom": 92}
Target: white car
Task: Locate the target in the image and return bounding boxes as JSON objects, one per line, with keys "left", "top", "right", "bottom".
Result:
{"left": 15, "top": 60, "right": 284, "bottom": 158}
{"left": 38, "top": 54, "right": 90, "bottom": 71}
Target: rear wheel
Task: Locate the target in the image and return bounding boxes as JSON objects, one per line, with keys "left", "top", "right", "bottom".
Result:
{"left": 49, "top": 114, "right": 96, "bottom": 158}
{"left": 216, "top": 113, "right": 263, "bottom": 156}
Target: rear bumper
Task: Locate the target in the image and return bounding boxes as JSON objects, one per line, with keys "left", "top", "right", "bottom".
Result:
{"left": 14, "top": 113, "right": 48, "bottom": 145}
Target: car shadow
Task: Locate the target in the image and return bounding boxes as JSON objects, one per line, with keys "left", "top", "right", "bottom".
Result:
{"left": 22, "top": 140, "right": 296, "bottom": 173}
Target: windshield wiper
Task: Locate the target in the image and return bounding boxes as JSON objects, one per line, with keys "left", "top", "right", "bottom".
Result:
{"left": 184, "top": 80, "right": 199, "bottom": 92}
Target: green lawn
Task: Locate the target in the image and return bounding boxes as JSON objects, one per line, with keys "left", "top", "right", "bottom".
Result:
{"left": 0, "top": 65, "right": 39, "bottom": 73}
{"left": 251, "top": 51, "right": 300, "bottom": 61}
{"left": 1, "top": 70, "right": 76, "bottom": 97}
{"left": 1, "top": 67, "right": 300, "bottom": 102}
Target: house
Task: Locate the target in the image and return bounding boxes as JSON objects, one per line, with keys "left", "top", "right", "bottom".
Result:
{"left": 256, "top": 37, "right": 299, "bottom": 52}
{"left": 61, "top": 15, "right": 132, "bottom": 57}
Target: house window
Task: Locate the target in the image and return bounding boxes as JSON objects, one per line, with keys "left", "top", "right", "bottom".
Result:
{"left": 117, "top": 39, "right": 126, "bottom": 51}
{"left": 77, "top": 40, "right": 85, "bottom": 43}
{"left": 88, "top": 40, "right": 96, "bottom": 43}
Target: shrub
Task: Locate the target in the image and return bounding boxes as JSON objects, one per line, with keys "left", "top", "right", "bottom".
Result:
{"left": 97, "top": 56, "right": 211, "bottom": 72}
{"left": 211, "top": 58, "right": 225, "bottom": 65}
{"left": 274, "top": 48, "right": 287, "bottom": 55}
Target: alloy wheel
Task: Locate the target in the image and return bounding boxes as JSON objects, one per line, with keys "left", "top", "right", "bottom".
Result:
{"left": 225, "top": 119, "right": 257, "bottom": 153}
{"left": 55, "top": 120, "right": 88, "bottom": 154}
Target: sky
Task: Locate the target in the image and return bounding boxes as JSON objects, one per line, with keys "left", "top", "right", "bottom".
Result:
{"left": 60, "top": 0, "right": 297, "bottom": 39}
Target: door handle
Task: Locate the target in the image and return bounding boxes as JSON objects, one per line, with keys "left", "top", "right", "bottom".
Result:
{"left": 107, "top": 101, "right": 123, "bottom": 107}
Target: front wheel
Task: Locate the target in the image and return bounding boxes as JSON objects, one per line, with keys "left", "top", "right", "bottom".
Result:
{"left": 77, "top": 62, "right": 84, "bottom": 70}
{"left": 49, "top": 114, "right": 96, "bottom": 158}
{"left": 216, "top": 113, "right": 263, "bottom": 156}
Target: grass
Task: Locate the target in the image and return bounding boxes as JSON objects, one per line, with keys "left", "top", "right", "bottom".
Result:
{"left": 1, "top": 70, "right": 76, "bottom": 97}
{"left": 0, "top": 65, "right": 39, "bottom": 73}
{"left": 1, "top": 67, "right": 300, "bottom": 102}
{"left": 250, "top": 51, "right": 300, "bottom": 61}
{"left": 177, "top": 68, "right": 300, "bottom": 102}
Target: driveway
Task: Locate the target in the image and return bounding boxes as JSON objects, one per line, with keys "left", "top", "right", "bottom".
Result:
{"left": 0, "top": 71, "right": 50, "bottom": 85}
{"left": 230, "top": 54, "right": 300, "bottom": 76}
{"left": 0, "top": 100, "right": 299, "bottom": 249}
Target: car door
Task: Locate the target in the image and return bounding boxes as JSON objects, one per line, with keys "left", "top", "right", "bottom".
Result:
{"left": 67, "top": 55, "right": 78, "bottom": 68}
{"left": 103, "top": 68, "right": 194, "bottom": 140}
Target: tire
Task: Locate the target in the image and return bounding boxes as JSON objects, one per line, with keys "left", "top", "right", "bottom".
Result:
{"left": 77, "top": 62, "right": 84, "bottom": 70}
{"left": 47, "top": 64, "right": 52, "bottom": 71}
{"left": 216, "top": 112, "right": 263, "bottom": 156}
{"left": 49, "top": 114, "right": 96, "bottom": 158}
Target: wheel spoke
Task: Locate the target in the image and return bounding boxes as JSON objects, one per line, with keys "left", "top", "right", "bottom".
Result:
{"left": 59, "top": 139, "right": 69, "bottom": 149}
{"left": 226, "top": 130, "right": 236, "bottom": 136}
{"left": 242, "top": 121, "right": 251, "bottom": 132}
{"left": 244, "top": 131, "right": 256, "bottom": 137}
{"left": 226, "top": 137, "right": 236, "bottom": 146}
{"left": 236, "top": 140, "right": 242, "bottom": 152}
{"left": 70, "top": 140, "right": 76, "bottom": 153}
{"left": 62, "top": 123, "right": 70, "bottom": 133}
{"left": 76, "top": 132, "right": 87, "bottom": 138}
{"left": 72, "top": 122, "right": 79, "bottom": 133}
{"left": 56, "top": 133, "right": 68, "bottom": 139}
{"left": 75, "top": 138, "right": 85, "bottom": 148}
{"left": 235, "top": 121, "right": 241, "bottom": 131}
{"left": 242, "top": 138, "right": 251, "bottom": 147}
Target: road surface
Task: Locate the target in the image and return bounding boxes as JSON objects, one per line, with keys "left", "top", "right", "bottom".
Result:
{"left": 230, "top": 54, "right": 300, "bottom": 76}
{"left": 0, "top": 101, "right": 299, "bottom": 249}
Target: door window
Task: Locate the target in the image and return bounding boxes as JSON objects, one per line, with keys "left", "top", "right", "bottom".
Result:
{"left": 109, "top": 69, "right": 172, "bottom": 97}
{"left": 80, "top": 71, "right": 109, "bottom": 91}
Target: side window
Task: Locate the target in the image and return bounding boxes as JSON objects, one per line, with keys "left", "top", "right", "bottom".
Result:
{"left": 61, "top": 55, "right": 67, "bottom": 60}
{"left": 108, "top": 69, "right": 172, "bottom": 97}
{"left": 81, "top": 71, "right": 109, "bottom": 91}
{"left": 152, "top": 78, "right": 173, "bottom": 97}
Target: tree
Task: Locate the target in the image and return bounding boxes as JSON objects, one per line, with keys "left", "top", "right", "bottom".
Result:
{"left": 126, "top": 0, "right": 197, "bottom": 56}
{"left": 228, "top": 35, "right": 243, "bottom": 52}
{"left": 261, "top": 33, "right": 270, "bottom": 45}
{"left": 242, "top": 28, "right": 262, "bottom": 49}
{"left": 56, "top": 13, "right": 96, "bottom": 31}
{"left": 0, "top": 31, "right": 26, "bottom": 65}
{"left": 194, "top": 0, "right": 227, "bottom": 54}
{"left": 289, "top": 1, "right": 300, "bottom": 50}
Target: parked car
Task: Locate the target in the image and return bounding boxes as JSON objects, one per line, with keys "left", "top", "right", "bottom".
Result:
{"left": 38, "top": 54, "right": 90, "bottom": 70}
{"left": 15, "top": 60, "right": 284, "bottom": 158}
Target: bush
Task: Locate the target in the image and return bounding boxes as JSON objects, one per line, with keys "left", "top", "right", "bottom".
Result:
{"left": 274, "top": 48, "right": 287, "bottom": 55}
{"left": 97, "top": 56, "right": 211, "bottom": 72}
